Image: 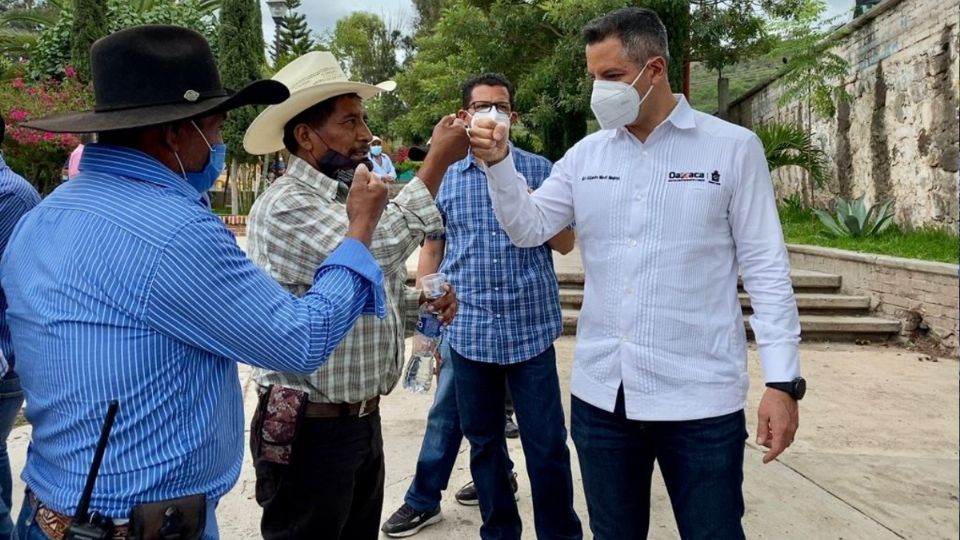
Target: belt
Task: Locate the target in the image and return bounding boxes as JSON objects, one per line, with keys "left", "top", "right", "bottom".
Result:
{"left": 305, "top": 396, "right": 379, "bottom": 418}
{"left": 28, "top": 491, "right": 128, "bottom": 540}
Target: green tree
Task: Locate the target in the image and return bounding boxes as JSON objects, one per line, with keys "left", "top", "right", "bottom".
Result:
{"left": 327, "top": 11, "right": 407, "bottom": 136}
{"left": 218, "top": 0, "right": 265, "bottom": 163}
{"left": 775, "top": 0, "right": 850, "bottom": 119}
{"left": 18, "top": 0, "right": 219, "bottom": 80}
{"left": 394, "top": 0, "right": 689, "bottom": 160}
{"left": 272, "top": 0, "right": 312, "bottom": 68}
{"left": 219, "top": 0, "right": 265, "bottom": 212}
{"left": 688, "top": 0, "right": 809, "bottom": 116}
{"left": 69, "top": 0, "right": 107, "bottom": 81}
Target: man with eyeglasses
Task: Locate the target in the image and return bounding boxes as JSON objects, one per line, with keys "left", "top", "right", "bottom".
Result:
{"left": 381, "top": 73, "right": 581, "bottom": 540}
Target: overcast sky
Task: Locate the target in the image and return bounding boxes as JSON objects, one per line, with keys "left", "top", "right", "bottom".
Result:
{"left": 259, "top": 0, "right": 857, "bottom": 53}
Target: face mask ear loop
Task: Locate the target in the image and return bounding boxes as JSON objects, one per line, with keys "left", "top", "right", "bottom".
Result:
{"left": 174, "top": 151, "right": 187, "bottom": 181}
{"left": 191, "top": 120, "right": 213, "bottom": 151}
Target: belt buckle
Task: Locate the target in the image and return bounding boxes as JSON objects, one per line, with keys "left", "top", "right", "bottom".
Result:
{"left": 358, "top": 399, "right": 372, "bottom": 418}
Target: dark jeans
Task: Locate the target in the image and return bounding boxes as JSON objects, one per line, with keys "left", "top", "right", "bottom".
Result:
{"left": 404, "top": 341, "right": 513, "bottom": 513}
{"left": 252, "top": 409, "right": 384, "bottom": 540}
{"left": 0, "top": 373, "right": 23, "bottom": 540}
{"left": 571, "top": 389, "right": 748, "bottom": 540}
{"left": 451, "top": 345, "right": 582, "bottom": 540}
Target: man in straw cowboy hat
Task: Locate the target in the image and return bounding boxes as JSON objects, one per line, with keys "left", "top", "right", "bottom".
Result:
{"left": 1, "top": 25, "right": 393, "bottom": 540}
{"left": 241, "top": 51, "right": 469, "bottom": 540}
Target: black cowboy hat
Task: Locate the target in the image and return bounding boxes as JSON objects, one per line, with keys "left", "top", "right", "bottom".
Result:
{"left": 25, "top": 25, "right": 289, "bottom": 133}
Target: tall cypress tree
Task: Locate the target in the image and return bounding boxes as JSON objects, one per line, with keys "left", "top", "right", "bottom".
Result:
{"left": 70, "top": 0, "right": 108, "bottom": 82}
{"left": 219, "top": 0, "right": 266, "bottom": 163}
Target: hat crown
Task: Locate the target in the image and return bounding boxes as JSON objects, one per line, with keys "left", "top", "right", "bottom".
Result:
{"left": 90, "top": 25, "right": 226, "bottom": 112}
{"left": 272, "top": 52, "right": 350, "bottom": 94}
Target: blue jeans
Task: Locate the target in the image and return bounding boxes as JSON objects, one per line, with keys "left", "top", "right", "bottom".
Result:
{"left": 403, "top": 341, "right": 513, "bottom": 513}
{"left": 451, "top": 345, "right": 581, "bottom": 540}
{"left": 571, "top": 389, "right": 748, "bottom": 540}
{"left": 0, "top": 373, "right": 23, "bottom": 540}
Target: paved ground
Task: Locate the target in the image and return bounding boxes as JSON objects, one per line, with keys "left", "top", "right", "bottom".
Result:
{"left": 7, "top": 241, "right": 957, "bottom": 538}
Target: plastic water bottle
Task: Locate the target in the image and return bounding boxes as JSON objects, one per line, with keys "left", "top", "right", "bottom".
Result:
{"left": 403, "top": 305, "right": 443, "bottom": 393}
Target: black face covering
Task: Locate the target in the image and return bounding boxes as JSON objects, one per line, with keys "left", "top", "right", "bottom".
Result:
{"left": 316, "top": 149, "right": 372, "bottom": 186}
{"left": 310, "top": 127, "right": 371, "bottom": 186}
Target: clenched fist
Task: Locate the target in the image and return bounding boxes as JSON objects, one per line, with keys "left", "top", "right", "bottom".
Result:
{"left": 468, "top": 116, "right": 510, "bottom": 165}
{"left": 345, "top": 164, "right": 388, "bottom": 246}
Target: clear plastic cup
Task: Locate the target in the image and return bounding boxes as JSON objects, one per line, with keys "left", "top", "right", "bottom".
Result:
{"left": 420, "top": 272, "right": 448, "bottom": 300}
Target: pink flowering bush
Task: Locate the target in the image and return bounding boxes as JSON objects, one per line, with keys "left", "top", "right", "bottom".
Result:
{"left": 1, "top": 64, "right": 93, "bottom": 194}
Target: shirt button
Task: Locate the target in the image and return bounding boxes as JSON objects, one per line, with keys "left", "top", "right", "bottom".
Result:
{"left": 491, "top": 231, "right": 497, "bottom": 236}
{"left": 492, "top": 259, "right": 498, "bottom": 263}
{"left": 628, "top": 239, "right": 637, "bottom": 247}
{"left": 625, "top": 288, "right": 634, "bottom": 295}
{"left": 494, "top": 287, "right": 500, "bottom": 291}
{"left": 496, "top": 314, "right": 502, "bottom": 319}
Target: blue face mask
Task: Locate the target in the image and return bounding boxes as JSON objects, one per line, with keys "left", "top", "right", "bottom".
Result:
{"left": 370, "top": 145, "right": 383, "bottom": 157}
{"left": 180, "top": 121, "right": 226, "bottom": 193}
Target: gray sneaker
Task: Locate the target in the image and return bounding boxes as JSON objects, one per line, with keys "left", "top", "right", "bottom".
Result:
{"left": 455, "top": 472, "right": 519, "bottom": 506}
{"left": 381, "top": 503, "right": 442, "bottom": 537}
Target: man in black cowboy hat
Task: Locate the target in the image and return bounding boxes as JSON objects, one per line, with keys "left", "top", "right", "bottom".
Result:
{"left": 0, "top": 25, "right": 392, "bottom": 539}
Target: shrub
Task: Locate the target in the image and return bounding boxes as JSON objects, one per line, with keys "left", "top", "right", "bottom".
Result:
{"left": 1, "top": 64, "right": 93, "bottom": 194}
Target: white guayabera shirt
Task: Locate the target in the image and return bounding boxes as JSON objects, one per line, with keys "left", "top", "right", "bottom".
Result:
{"left": 484, "top": 95, "right": 801, "bottom": 422}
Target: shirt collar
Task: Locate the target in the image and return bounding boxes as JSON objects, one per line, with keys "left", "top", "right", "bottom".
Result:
{"left": 79, "top": 144, "right": 206, "bottom": 205}
{"left": 664, "top": 94, "right": 696, "bottom": 130}
{"left": 285, "top": 155, "right": 344, "bottom": 200}
{"left": 607, "top": 93, "right": 697, "bottom": 140}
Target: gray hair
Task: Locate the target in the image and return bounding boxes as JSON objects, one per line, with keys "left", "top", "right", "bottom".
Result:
{"left": 582, "top": 7, "right": 670, "bottom": 65}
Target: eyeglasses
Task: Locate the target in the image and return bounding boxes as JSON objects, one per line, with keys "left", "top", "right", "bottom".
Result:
{"left": 468, "top": 102, "right": 512, "bottom": 114}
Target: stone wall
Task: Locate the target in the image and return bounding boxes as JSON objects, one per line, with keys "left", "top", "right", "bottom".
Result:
{"left": 727, "top": 0, "right": 960, "bottom": 231}
{"left": 788, "top": 244, "right": 959, "bottom": 351}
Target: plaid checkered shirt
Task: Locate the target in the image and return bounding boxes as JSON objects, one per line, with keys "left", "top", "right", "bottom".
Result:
{"left": 434, "top": 147, "right": 562, "bottom": 364}
{"left": 248, "top": 156, "right": 442, "bottom": 402}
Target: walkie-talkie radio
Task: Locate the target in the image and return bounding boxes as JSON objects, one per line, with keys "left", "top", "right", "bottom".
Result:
{"left": 65, "top": 400, "right": 119, "bottom": 540}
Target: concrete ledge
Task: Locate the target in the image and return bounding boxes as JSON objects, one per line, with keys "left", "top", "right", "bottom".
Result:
{"left": 787, "top": 244, "right": 959, "bottom": 352}
{"left": 787, "top": 244, "right": 958, "bottom": 277}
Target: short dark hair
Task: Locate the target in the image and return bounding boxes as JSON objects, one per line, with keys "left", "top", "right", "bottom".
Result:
{"left": 282, "top": 93, "right": 360, "bottom": 154}
{"left": 0, "top": 113, "right": 5, "bottom": 146}
{"left": 582, "top": 7, "right": 670, "bottom": 65}
{"left": 461, "top": 73, "right": 515, "bottom": 110}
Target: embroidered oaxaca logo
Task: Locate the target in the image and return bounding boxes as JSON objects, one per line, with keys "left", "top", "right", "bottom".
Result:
{"left": 710, "top": 170, "right": 721, "bottom": 185}
{"left": 580, "top": 174, "right": 621, "bottom": 181}
{"left": 667, "top": 171, "right": 705, "bottom": 182}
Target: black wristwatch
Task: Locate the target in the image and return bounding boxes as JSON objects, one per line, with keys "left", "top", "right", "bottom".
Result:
{"left": 765, "top": 377, "right": 806, "bottom": 400}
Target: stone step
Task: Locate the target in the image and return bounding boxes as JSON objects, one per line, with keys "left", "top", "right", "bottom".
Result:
{"left": 558, "top": 290, "right": 871, "bottom": 313}
{"left": 409, "top": 269, "right": 843, "bottom": 293}
{"left": 560, "top": 310, "right": 900, "bottom": 339}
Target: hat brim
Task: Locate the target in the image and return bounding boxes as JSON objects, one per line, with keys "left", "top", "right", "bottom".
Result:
{"left": 243, "top": 80, "right": 395, "bottom": 155}
{"left": 23, "top": 79, "right": 290, "bottom": 133}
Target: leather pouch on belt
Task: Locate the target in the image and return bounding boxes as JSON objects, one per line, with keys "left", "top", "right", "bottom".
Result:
{"left": 254, "top": 385, "right": 308, "bottom": 465}
{"left": 127, "top": 494, "right": 205, "bottom": 540}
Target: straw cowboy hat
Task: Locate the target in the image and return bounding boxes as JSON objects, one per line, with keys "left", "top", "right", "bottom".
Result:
{"left": 25, "top": 25, "right": 288, "bottom": 133}
{"left": 243, "top": 51, "right": 396, "bottom": 155}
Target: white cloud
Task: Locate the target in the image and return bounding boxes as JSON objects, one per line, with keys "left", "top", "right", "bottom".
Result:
{"left": 260, "top": 0, "right": 414, "bottom": 53}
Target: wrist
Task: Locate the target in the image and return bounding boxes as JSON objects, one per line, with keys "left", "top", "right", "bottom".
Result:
{"left": 346, "top": 223, "right": 375, "bottom": 246}
{"left": 765, "top": 377, "right": 806, "bottom": 400}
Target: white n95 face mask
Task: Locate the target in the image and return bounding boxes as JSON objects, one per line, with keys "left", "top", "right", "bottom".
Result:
{"left": 590, "top": 65, "right": 654, "bottom": 130}
{"left": 470, "top": 109, "right": 511, "bottom": 129}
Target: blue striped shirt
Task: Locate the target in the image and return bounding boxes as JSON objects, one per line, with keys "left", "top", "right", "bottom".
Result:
{"left": 435, "top": 147, "right": 561, "bottom": 364}
{"left": 0, "top": 153, "right": 41, "bottom": 376}
{"left": 0, "top": 144, "right": 384, "bottom": 529}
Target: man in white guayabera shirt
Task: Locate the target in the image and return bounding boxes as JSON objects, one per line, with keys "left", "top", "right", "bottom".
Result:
{"left": 468, "top": 7, "right": 805, "bottom": 540}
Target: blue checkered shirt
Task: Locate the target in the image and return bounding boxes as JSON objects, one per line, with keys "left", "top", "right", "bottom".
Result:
{"left": 435, "top": 147, "right": 561, "bottom": 364}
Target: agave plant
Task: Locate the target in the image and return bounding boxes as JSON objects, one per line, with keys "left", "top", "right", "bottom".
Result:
{"left": 813, "top": 196, "right": 896, "bottom": 238}
{"left": 754, "top": 122, "right": 829, "bottom": 188}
